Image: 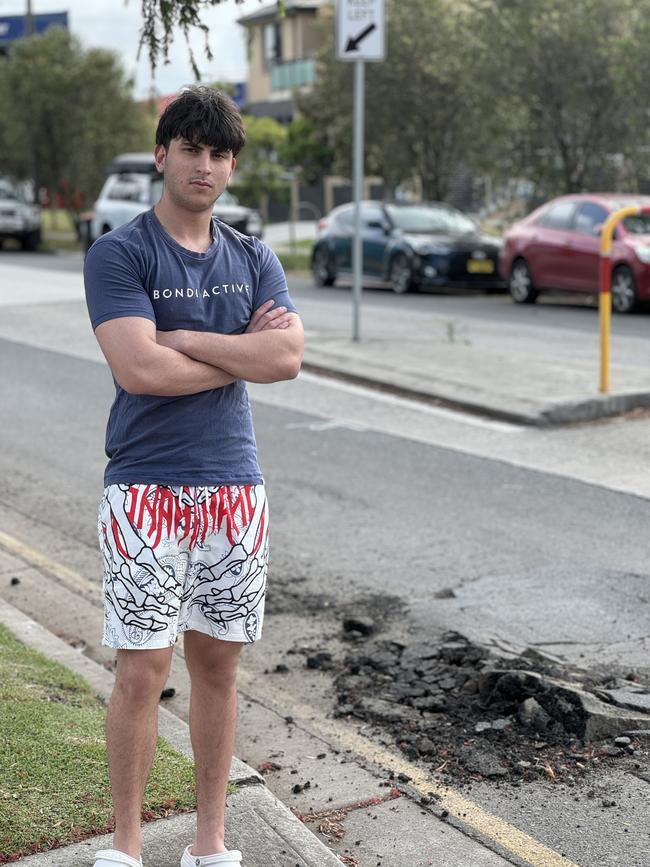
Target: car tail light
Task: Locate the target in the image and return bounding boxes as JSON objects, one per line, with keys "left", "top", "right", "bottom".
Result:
{"left": 318, "top": 218, "right": 329, "bottom": 231}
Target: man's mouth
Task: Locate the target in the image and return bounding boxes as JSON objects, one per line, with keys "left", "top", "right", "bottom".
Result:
{"left": 190, "top": 180, "right": 213, "bottom": 189}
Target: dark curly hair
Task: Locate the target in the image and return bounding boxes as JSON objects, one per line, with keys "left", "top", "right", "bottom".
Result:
{"left": 155, "top": 86, "right": 246, "bottom": 156}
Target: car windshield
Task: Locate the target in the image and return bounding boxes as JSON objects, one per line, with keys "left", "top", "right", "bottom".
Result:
{"left": 0, "top": 180, "right": 18, "bottom": 201}
{"left": 622, "top": 213, "right": 650, "bottom": 234}
{"left": 385, "top": 204, "right": 476, "bottom": 234}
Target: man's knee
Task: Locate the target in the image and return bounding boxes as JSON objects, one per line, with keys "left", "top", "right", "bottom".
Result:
{"left": 185, "top": 633, "right": 243, "bottom": 689}
{"left": 113, "top": 647, "right": 173, "bottom": 705}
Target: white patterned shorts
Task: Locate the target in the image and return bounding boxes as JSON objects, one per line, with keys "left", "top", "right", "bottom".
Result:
{"left": 97, "top": 483, "right": 269, "bottom": 649}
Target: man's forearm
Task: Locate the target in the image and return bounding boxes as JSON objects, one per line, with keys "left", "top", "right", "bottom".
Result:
{"left": 125, "top": 343, "right": 235, "bottom": 396}
{"left": 165, "top": 323, "right": 303, "bottom": 384}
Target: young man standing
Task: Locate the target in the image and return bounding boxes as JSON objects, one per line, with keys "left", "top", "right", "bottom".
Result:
{"left": 84, "top": 87, "right": 303, "bottom": 867}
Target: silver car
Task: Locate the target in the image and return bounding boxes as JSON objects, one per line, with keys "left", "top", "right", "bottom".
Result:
{"left": 0, "top": 177, "right": 41, "bottom": 251}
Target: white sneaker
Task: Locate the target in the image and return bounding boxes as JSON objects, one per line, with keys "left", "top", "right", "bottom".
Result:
{"left": 93, "top": 850, "right": 143, "bottom": 867}
{"left": 180, "top": 846, "right": 242, "bottom": 866}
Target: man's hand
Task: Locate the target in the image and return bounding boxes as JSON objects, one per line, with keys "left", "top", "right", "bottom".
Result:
{"left": 246, "top": 299, "right": 293, "bottom": 333}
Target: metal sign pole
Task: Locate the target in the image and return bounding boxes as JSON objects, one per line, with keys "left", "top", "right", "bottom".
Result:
{"left": 352, "top": 59, "right": 365, "bottom": 342}
{"left": 336, "top": 0, "right": 384, "bottom": 341}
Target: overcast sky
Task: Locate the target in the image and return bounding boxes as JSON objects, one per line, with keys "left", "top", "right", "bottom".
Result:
{"left": 0, "top": 0, "right": 265, "bottom": 97}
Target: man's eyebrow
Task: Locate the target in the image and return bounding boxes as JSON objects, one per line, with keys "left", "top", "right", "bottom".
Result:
{"left": 181, "top": 139, "right": 228, "bottom": 152}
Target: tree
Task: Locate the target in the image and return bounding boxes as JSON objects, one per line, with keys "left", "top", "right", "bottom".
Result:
{"left": 298, "top": 0, "right": 481, "bottom": 200}
{"left": 139, "top": 0, "right": 278, "bottom": 75}
{"left": 470, "top": 0, "right": 650, "bottom": 195}
{"left": 230, "top": 115, "right": 288, "bottom": 218}
{"left": 279, "top": 117, "right": 334, "bottom": 186}
{"left": 0, "top": 27, "right": 151, "bottom": 213}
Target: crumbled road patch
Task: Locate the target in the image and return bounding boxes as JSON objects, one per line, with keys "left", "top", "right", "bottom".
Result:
{"left": 327, "top": 631, "right": 650, "bottom": 785}
{"left": 0, "top": 623, "right": 196, "bottom": 862}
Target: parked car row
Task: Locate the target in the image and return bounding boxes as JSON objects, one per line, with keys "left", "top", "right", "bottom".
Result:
{"left": 87, "top": 153, "right": 263, "bottom": 246}
{"left": 8, "top": 148, "right": 650, "bottom": 317}
{"left": 310, "top": 193, "right": 650, "bottom": 313}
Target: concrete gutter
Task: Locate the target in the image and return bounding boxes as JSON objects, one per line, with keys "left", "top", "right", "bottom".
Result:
{"left": 302, "top": 343, "right": 650, "bottom": 428}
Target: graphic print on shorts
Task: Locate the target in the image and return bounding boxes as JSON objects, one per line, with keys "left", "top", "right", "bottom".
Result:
{"left": 98, "top": 484, "right": 268, "bottom": 648}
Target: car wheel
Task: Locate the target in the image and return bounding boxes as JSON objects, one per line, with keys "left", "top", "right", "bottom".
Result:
{"left": 509, "top": 259, "right": 538, "bottom": 304}
{"left": 311, "top": 246, "right": 336, "bottom": 287}
{"left": 611, "top": 265, "right": 638, "bottom": 314}
{"left": 20, "top": 230, "right": 40, "bottom": 252}
{"left": 389, "top": 252, "right": 414, "bottom": 294}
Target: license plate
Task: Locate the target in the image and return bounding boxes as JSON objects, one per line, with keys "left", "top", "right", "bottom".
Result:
{"left": 467, "top": 259, "right": 494, "bottom": 274}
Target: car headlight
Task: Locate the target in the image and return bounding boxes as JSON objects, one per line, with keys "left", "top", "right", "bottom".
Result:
{"left": 633, "top": 244, "right": 650, "bottom": 264}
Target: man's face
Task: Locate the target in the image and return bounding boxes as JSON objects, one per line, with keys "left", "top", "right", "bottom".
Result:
{"left": 154, "top": 137, "right": 236, "bottom": 214}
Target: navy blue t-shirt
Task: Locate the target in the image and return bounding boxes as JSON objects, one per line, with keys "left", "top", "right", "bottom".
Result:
{"left": 84, "top": 209, "right": 297, "bottom": 487}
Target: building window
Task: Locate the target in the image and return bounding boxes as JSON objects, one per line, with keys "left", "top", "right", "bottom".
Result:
{"left": 264, "top": 22, "right": 282, "bottom": 65}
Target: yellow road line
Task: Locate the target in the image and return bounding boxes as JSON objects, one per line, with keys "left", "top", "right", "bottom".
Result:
{"left": 0, "top": 529, "right": 578, "bottom": 867}
{"left": 238, "top": 674, "right": 580, "bottom": 867}
{"left": 330, "top": 726, "right": 575, "bottom": 867}
{"left": 0, "top": 529, "right": 102, "bottom": 603}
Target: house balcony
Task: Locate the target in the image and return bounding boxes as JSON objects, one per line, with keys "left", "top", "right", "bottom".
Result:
{"left": 270, "top": 58, "right": 316, "bottom": 91}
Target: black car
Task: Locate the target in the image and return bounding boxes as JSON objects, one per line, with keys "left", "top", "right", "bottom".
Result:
{"left": 311, "top": 201, "right": 505, "bottom": 293}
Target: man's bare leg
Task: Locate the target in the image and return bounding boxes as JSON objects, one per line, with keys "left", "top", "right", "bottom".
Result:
{"left": 184, "top": 631, "right": 243, "bottom": 856}
{"left": 107, "top": 646, "right": 174, "bottom": 860}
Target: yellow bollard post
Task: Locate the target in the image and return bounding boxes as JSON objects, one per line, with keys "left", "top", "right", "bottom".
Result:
{"left": 598, "top": 278, "right": 611, "bottom": 394}
{"left": 599, "top": 206, "right": 640, "bottom": 394}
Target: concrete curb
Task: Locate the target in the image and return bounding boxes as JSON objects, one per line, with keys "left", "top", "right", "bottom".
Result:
{"left": 0, "top": 599, "right": 342, "bottom": 866}
{"left": 301, "top": 357, "right": 650, "bottom": 428}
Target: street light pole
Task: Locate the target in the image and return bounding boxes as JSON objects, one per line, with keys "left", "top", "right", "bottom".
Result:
{"left": 25, "top": 0, "right": 34, "bottom": 36}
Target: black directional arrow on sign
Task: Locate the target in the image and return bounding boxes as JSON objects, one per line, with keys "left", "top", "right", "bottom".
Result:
{"left": 345, "top": 22, "right": 376, "bottom": 52}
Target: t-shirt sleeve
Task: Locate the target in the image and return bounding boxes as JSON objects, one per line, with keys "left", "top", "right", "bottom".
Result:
{"left": 84, "top": 237, "right": 156, "bottom": 331}
{"left": 253, "top": 242, "right": 299, "bottom": 315}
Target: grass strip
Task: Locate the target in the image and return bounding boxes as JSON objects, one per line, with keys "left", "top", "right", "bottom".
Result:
{"left": 0, "top": 623, "right": 197, "bottom": 861}
{"left": 277, "top": 251, "right": 310, "bottom": 273}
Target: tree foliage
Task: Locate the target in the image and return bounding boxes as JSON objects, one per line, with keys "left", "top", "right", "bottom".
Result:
{"left": 0, "top": 27, "right": 150, "bottom": 211}
{"left": 470, "top": 0, "right": 650, "bottom": 195}
{"left": 279, "top": 117, "right": 334, "bottom": 185}
{"left": 299, "top": 0, "right": 480, "bottom": 200}
{"left": 138, "top": 0, "right": 278, "bottom": 76}
{"left": 293, "top": 0, "right": 650, "bottom": 201}
{"left": 231, "top": 115, "right": 289, "bottom": 215}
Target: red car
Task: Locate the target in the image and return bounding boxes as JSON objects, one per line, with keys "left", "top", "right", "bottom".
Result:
{"left": 499, "top": 194, "right": 650, "bottom": 313}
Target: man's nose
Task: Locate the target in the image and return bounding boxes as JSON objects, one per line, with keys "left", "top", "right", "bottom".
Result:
{"left": 196, "top": 150, "right": 212, "bottom": 173}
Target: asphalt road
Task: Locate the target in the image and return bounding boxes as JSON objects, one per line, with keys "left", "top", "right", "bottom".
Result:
{"left": 2, "top": 251, "right": 650, "bottom": 865}
{"left": 5, "top": 247, "right": 650, "bottom": 338}
{"left": 2, "top": 333, "right": 649, "bottom": 661}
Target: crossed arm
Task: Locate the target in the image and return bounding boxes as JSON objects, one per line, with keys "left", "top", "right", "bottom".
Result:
{"left": 94, "top": 300, "right": 304, "bottom": 396}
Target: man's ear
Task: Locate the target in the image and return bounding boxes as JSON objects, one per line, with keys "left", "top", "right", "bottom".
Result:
{"left": 230, "top": 156, "right": 237, "bottom": 180}
{"left": 154, "top": 144, "right": 166, "bottom": 174}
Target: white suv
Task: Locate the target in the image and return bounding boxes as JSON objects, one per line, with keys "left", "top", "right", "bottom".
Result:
{"left": 90, "top": 153, "right": 263, "bottom": 244}
{"left": 0, "top": 177, "right": 41, "bottom": 251}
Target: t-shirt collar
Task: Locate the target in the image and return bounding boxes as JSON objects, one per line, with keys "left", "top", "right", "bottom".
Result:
{"left": 148, "top": 208, "right": 220, "bottom": 260}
